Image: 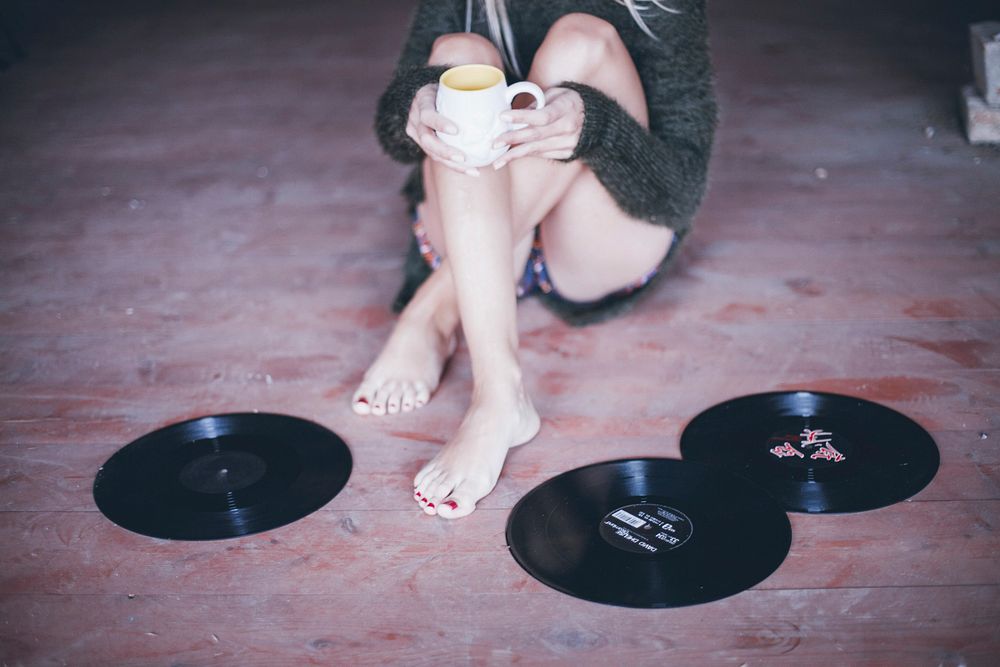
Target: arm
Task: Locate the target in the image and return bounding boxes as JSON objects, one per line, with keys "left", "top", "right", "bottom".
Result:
{"left": 374, "top": 0, "right": 464, "bottom": 164}
{"left": 561, "top": 0, "right": 717, "bottom": 229}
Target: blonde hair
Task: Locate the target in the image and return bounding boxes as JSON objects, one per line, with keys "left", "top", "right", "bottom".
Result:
{"left": 468, "top": 0, "right": 680, "bottom": 77}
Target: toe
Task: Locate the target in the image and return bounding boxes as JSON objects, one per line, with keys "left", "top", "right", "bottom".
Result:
{"left": 413, "top": 381, "right": 431, "bottom": 408}
{"left": 401, "top": 385, "right": 417, "bottom": 412}
{"left": 437, "top": 489, "right": 478, "bottom": 520}
{"left": 351, "top": 382, "right": 376, "bottom": 415}
{"left": 413, "top": 460, "right": 438, "bottom": 489}
{"left": 419, "top": 497, "right": 435, "bottom": 514}
{"left": 427, "top": 476, "right": 457, "bottom": 505}
{"left": 414, "top": 468, "right": 442, "bottom": 499}
{"left": 372, "top": 382, "right": 396, "bottom": 416}
{"left": 386, "top": 388, "right": 402, "bottom": 414}
{"left": 414, "top": 488, "right": 437, "bottom": 515}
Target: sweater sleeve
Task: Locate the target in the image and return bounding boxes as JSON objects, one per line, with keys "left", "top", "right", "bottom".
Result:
{"left": 558, "top": 0, "right": 717, "bottom": 230}
{"left": 374, "top": 1, "right": 465, "bottom": 164}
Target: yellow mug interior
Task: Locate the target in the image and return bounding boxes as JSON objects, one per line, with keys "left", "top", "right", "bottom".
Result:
{"left": 440, "top": 64, "right": 504, "bottom": 92}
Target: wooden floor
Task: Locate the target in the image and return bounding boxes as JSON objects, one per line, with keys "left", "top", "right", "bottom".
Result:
{"left": 2, "top": 0, "right": 999, "bottom": 664}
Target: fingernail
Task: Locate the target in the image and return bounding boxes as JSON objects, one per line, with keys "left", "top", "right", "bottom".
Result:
{"left": 493, "top": 161, "right": 505, "bottom": 171}
{"left": 465, "top": 168, "right": 480, "bottom": 177}
{"left": 500, "top": 112, "right": 512, "bottom": 121}
{"left": 452, "top": 153, "right": 465, "bottom": 163}
{"left": 492, "top": 140, "right": 504, "bottom": 150}
{"left": 445, "top": 500, "right": 458, "bottom": 510}
{"left": 448, "top": 124, "right": 459, "bottom": 134}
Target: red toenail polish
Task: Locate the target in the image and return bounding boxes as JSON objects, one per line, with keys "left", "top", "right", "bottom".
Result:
{"left": 428, "top": 503, "right": 435, "bottom": 508}
{"left": 445, "top": 500, "right": 458, "bottom": 510}
{"left": 420, "top": 497, "right": 428, "bottom": 504}
{"left": 357, "top": 397, "right": 368, "bottom": 404}
{"left": 415, "top": 491, "right": 422, "bottom": 497}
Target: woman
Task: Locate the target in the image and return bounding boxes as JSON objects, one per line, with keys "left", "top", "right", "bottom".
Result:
{"left": 353, "top": 0, "right": 716, "bottom": 519}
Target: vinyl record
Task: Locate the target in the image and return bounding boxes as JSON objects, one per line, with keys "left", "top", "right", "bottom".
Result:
{"left": 93, "top": 413, "right": 352, "bottom": 540}
{"left": 680, "top": 391, "right": 939, "bottom": 513}
{"left": 506, "top": 458, "right": 791, "bottom": 608}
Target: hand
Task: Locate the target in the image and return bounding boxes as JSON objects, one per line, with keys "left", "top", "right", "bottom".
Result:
{"left": 405, "top": 83, "right": 480, "bottom": 177}
{"left": 491, "top": 87, "right": 584, "bottom": 170}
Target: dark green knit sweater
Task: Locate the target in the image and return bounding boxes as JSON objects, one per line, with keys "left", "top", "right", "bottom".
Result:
{"left": 375, "top": 0, "right": 717, "bottom": 326}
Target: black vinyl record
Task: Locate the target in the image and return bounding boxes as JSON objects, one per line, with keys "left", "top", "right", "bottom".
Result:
{"left": 93, "top": 413, "right": 352, "bottom": 540}
{"left": 680, "top": 391, "right": 939, "bottom": 513}
{"left": 506, "top": 458, "right": 791, "bottom": 608}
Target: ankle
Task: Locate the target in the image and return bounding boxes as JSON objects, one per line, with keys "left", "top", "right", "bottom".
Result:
{"left": 471, "top": 367, "right": 527, "bottom": 406}
{"left": 398, "top": 306, "right": 455, "bottom": 341}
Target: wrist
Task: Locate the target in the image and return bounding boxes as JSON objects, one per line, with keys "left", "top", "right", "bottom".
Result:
{"left": 554, "top": 81, "right": 608, "bottom": 161}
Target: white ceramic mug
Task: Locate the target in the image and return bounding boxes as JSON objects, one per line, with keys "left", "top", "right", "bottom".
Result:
{"left": 435, "top": 64, "right": 546, "bottom": 168}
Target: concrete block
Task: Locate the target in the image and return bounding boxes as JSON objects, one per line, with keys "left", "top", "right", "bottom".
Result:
{"left": 960, "top": 85, "right": 1000, "bottom": 144}
{"left": 970, "top": 22, "right": 1000, "bottom": 106}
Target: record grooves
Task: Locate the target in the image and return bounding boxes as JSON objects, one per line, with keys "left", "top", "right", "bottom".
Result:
{"left": 506, "top": 458, "right": 791, "bottom": 608}
{"left": 680, "top": 391, "right": 939, "bottom": 513}
{"left": 93, "top": 413, "right": 352, "bottom": 540}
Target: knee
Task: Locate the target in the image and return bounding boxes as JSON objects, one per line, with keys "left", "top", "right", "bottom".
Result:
{"left": 429, "top": 32, "right": 503, "bottom": 69}
{"left": 533, "top": 13, "right": 622, "bottom": 81}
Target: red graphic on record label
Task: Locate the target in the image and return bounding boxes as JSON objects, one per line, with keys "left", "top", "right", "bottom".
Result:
{"left": 769, "top": 442, "right": 804, "bottom": 458}
{"left": 801, "top": 428, "right": 832, "bottom": 446}
{"left": 810, "top": 444, "right": 845, "bottom": 462}
{"left": 769, "top": 428, "right": 846, "bottom": 464}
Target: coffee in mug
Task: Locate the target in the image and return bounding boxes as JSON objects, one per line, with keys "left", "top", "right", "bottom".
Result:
{"left": 435, "top": 64, "right": 546, "bottom": 168}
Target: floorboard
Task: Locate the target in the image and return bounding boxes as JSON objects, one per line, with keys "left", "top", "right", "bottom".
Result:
{"left": 1, "top": 0, "right": 998, "bottom": 664}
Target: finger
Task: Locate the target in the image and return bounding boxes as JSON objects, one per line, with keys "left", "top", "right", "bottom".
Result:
{"left": 434, "top": 159, "right": 480, "bottom": 177}
{"left": 493, "top": 125, "right": 555, "bottom": 149}
{"left": 414, "top": 83, "right": 438, "bottom": 104}
{"left": 418, "top": 128, "right": 471, "bottom": 165}
{"left": 407, "top": 102, "right": 424, "bottom": 133}
{"left": 408, "top": 85, "right": 451, "bottom": 138}
{"left": 500, "top": 105, "right": 560, "bottom": 127}
{"left": 410, "top": 87, "right": 458, "bottom": 134}
{"left": 530, "top": 147, "right": 575, "bottom": 161}
{"left": 418, "top": 108, "right": 459, "bottom": 135}
{"left": 426, "top": 152, "right": 480, "bottom": 177}
{"left": 494, "top": 136, "right": 576, "bottom": 169}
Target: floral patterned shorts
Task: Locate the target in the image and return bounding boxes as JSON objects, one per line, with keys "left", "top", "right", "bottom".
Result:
{"left": 412, "top": 210, "right": 664, "bottom": 303}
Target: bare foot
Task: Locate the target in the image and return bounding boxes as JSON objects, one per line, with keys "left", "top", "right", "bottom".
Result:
{"left": 352, "top": 313, "right": 457, "bottom": 416}
{"left": 412, "top": 385, "right": 540, "bottom": 519}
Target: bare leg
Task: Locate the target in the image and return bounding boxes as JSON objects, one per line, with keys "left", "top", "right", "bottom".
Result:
{"left": 352, "top": 31, "right": 582, "bottom": 417}
{"left": 357, "top": 17, "right": 675, "bottom": 518}
{"left": 411, "top": 150, "right": 543, "bottom": 517}
{"left": 351, "top": 254, "right": 460, "bottom": 415}
{"left": 351, "top": 35, "right": 513, "bottom": 417}
{"left": 415, "top": 17, "right": 673, "bottom": 519}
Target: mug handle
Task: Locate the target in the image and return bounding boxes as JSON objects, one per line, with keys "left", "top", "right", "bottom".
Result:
{"left": 504, "top": 82, "right": 546, "bottom": 130}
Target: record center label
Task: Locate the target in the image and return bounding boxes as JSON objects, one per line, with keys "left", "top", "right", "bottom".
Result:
{"left": 599, "top": 503, "right": 693, "bottom": 554}
{"left": 178, "top": 450, "right": 268, "bottom": 494}
{"left": 767, "top": 426, "right": 850, "bottom": 469}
